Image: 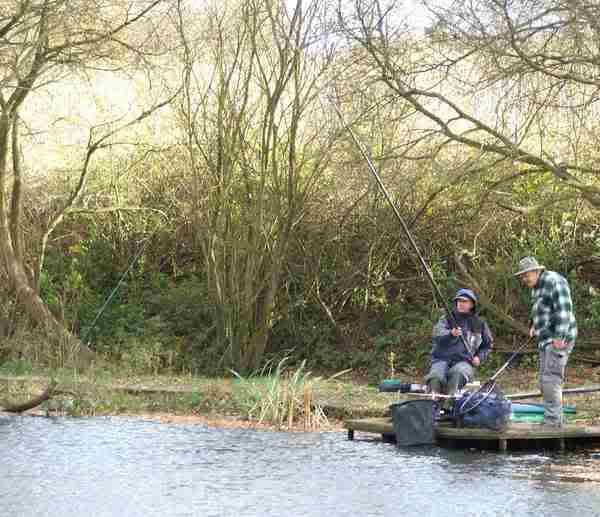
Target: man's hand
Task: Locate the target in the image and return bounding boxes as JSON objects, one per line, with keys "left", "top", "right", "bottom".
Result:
{"left": 471, "top": 356, "right": 481, "bottom": 367}
{"left": 552, "top": 339, "right": 568, "bottom": 350}
{"left": 451, "top": 327, "right": 462, "bottom": 337}
{"left": 529, "top": 327, "right": 536, "bottom": 338}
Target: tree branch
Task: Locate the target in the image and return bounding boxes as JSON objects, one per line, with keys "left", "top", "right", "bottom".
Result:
{"left": 1, "top": 380, "right": 56, "bottom": 413}
{"left": 454, "top": 251, "right": 529, "bottom": 336}
{"left": 35, "top": 91, "right": 178, "bottom": 290}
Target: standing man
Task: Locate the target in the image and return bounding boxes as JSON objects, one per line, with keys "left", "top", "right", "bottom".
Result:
{"left": 425, "top": 288, "right": 493, "bottom": 396}
{"left": 514, "top": 256, "right": 577, "bottom": 427}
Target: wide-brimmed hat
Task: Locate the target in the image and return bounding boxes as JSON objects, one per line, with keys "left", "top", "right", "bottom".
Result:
{"left": 513, "top": 256, "right": 545, "bottom": 276}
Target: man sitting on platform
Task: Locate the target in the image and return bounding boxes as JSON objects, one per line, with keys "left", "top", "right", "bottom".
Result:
{"left": 424, "top": 288, "right": 493, "bottom": 396}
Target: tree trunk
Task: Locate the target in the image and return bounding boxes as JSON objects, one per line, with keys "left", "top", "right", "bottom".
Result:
{"left": 0, "top": 190, "right": 81, "bottom": 354}
{"left": 0, "top": 116, "right": 91, "bottom": 364}
{"left": 2, "top": 238, "right": 92, "bottom": 362}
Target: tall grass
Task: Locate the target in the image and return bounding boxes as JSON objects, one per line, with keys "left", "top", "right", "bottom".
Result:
{"left": 231, "top": 357, "right": 329, "bottom": 430}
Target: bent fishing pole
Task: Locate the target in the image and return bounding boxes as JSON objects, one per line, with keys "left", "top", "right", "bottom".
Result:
{"left": 489, "top": 336, "right": 535, "bottom": 385}
{"left": 454, "top": 336, "right": 535, "bottom": 414}
{"left": 330, "top": 101, "right": 473, "bottom": 355}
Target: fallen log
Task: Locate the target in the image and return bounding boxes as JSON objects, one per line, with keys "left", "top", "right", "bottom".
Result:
{"left": 1, "top": 381, "right": 57, "bottom": 413}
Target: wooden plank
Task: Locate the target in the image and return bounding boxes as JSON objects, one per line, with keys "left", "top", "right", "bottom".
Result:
{"left": 436, "top": 423, "right": 600, "bottom": 440}
{"left": 344, "top": 417, "right": 600, "bottom": 441}
{"left": 346, "top": 417, "right": 393, "bottom": 434}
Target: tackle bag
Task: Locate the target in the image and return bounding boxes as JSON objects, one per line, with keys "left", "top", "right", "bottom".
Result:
{"left": 390, "top": 400, "right": 439, "bottom": 446}
{"left": 452, "top": 387, "right": 512, "bottom": 432}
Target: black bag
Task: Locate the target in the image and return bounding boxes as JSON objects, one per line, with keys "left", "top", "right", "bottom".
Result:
{"left": 390, "top": 400, "right": 438, "bottom": 446}
{"left": 452, "top": 387, "right": 512, "bottom": 432}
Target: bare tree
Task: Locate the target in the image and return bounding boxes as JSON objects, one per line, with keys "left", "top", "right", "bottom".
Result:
{"left": 339, "top": 0, "right": 600, "bottom": 210}
{"left": 175, "top": 0, "right": 337, "bottom": 372}
{"left": 0, "top": 0, "right": 173, "bottom": 357}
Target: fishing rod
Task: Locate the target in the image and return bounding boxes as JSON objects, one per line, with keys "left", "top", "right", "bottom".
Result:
{"left": 489, "top": 336, "right": 535, "bottom": 384}
{"left": 331, "top": 99, "right": 538, "bottom": 414}
{"left": 330, "top": 101, "right": 473, "bottom": 354}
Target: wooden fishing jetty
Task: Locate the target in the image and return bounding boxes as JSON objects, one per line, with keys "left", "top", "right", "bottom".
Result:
{"left": 344, "top": 417, "right": 600, "bottom": 452}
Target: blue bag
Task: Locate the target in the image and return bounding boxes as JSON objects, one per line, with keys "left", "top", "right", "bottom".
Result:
{"left": 452, "top": 388, "right": 512, "bottom": 432}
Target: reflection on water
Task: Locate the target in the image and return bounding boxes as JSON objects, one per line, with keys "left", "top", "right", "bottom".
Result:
{"left": 1, "top": 415, "right": 600, "bottom": 517}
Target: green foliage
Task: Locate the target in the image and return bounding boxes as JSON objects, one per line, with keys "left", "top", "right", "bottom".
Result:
{"left": 0, "top": 359, "right": 34, "bottom": 376}
{"left": 379, "top": 299, "right": 433, "bottom": 332}
{"left": 144, "top": 276, "right": 212, "bottom": 337}
{"left": 574, "top": 289, "right": 600, "bottom": 331}
{"left": 39, "top": 214, "right": 218, "bottom": 372}
{"left": 38, "top": 270, "right": 61, "bottom": 316}
{"left": 13, "top": 103, "right": 600, "bottom": 380}
{"left": 268, "top": 303, "right": 336, "bottom": 368}
{"left": 84, "top": 275, "right": 218, "bottom": 374}
{"left": 117, "top": 336, "right": 164, "bottom": 375}
{"left": 28, "top": 194, "right": 600, "bottom": 380}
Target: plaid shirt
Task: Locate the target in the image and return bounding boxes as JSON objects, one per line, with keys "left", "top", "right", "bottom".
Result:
{"left": 531, "top": 270, "right": 577, "bottom": 349}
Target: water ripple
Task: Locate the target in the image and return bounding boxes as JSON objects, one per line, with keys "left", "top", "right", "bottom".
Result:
{"left": 1, "top": 416, "right": 600, "bottom": 516}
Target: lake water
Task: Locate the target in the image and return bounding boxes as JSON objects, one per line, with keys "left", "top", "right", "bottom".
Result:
{"left": 1, "top": 415, "right": 600, "bottom": 516}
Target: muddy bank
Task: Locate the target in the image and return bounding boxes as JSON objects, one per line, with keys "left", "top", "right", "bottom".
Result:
{"left": 1, "top": 366, "right": 600, "bottom": 429}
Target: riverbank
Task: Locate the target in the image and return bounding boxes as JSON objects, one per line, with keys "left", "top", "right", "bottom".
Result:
{"left": 2, "top": 364, "right": 600, "bottom": 430}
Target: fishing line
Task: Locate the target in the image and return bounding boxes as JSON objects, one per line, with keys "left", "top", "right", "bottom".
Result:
{"left": 80, "top": 210, "right": 169, "bottom": 347}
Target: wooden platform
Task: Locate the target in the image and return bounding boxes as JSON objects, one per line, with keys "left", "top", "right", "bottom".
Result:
{"left": 344, "top": 417, "right": 600, "bottom": 451}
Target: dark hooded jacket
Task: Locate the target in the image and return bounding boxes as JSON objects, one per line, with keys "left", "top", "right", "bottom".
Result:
{"left": 430, "top": 289, "right": 493, "bottom": 365}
